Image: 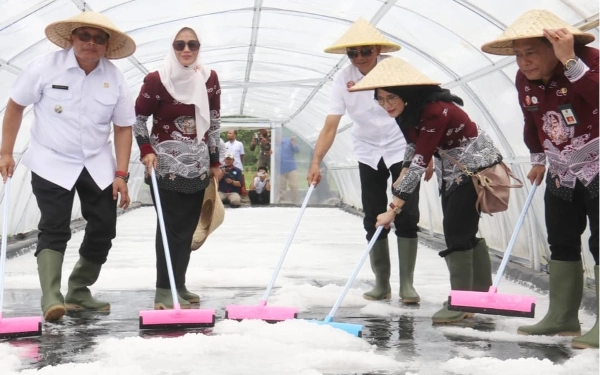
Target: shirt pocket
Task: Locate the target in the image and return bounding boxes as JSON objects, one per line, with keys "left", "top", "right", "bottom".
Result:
{"left": 42, "top": 87, "right": 72, "bottom": 116}
{"left": 90, "top": 91, "right": 119, "bottom": 125}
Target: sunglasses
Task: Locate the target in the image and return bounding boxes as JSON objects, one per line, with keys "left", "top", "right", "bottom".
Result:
{"left": 346, "top": 46, "right": 374, "bottom": 59}
{"left": 73, "top": 30, "right": 109, "bottom": 45}
{"left": 172, "top": 40, "right": 201, "bottom": 52}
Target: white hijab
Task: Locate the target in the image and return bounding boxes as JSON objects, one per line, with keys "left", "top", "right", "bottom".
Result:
{"left": 158, "top": 26, "right": 212, "bottom": 141}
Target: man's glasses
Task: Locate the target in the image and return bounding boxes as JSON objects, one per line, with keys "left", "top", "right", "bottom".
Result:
{"left": 346, "top": 46, "right": 374, "bottom": 59}
{"left": 73, "top": 30, "right": 109, "bottom": 45}
{"left": 172, "top": 40, "right": 201, "bottom": 52}
{"left": 376, "top": 94, "right": 401, "bottom": 107}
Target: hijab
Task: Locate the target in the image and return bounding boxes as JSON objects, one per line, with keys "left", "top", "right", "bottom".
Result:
{"left": 158, "top": 26, "right": 212, "bottom": 141}
{"left": 380, "top": 85, "right": 464, "bottom": 129}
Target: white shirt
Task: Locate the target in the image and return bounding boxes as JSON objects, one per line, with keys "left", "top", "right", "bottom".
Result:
{"left": 253, "top": 177, "right": 268, "bottom": 194}
{"left": 10, "top": 48, "right": 135, "bottom": 190}
{"left": 328, "top": 55, "right": 406, "bottom": 170}
{"left": 224, "top": 139, "right": 245, "bottom": 170}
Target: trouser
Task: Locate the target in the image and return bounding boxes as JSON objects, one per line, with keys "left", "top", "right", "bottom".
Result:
{"left": 279, "top": 170, "right": 299, "bottom": 202}
{"left": 150, "top": 186, "right": 204, "bottom": 289}
{"left": 545, "top": 181, "right": 599, "bottom": 264}
{"left": 31, "top": 169, "right": 116, "bottom": 264}
{"left": 439, "top": 181, "right": 481, "bottom": 256}
{"left": 249, "top": 189, "right": 270, "bottom": 204}
{"left": 358, "top": 158, "right": 420, "bottom": 241}
{"left": 219, "top": 191, "right": 241, "bottom": 206}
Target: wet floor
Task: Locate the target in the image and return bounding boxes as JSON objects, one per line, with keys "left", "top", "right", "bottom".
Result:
{"left": 2, "top": 287, "right": 578, "bottom": 374}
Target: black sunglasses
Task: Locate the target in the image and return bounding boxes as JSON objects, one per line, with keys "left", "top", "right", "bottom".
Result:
{"left": 346, "top": 46, "right": 374, "bottom": 59}
{"left": 172, "top": 40, "right": 201, "bottom": 52}
{"left": 73, "top": 30, "right": 109, "bottom": 45}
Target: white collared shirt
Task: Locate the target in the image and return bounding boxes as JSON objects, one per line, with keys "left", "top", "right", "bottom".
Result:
{"left": 224, "top": 140, "right": 245, "bottom": 171}
{"left": 328, "top": 56, "right": 406, "bottom": 170}
{"left": 10, "top": 48, "right": 135, "bottom": 190}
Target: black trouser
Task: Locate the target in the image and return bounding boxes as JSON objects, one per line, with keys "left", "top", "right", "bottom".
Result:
{"left": 31, "top": 169, "right": 117, "bottom": 264}
{"left": 249, "top": 189, "right": 270, "bottom": 204}
{"left": 150, "top": 186, "right": 204, "bottom": 289}
{"left": 359, "top": 158, "right": 420, "bottom": 241}
{"left": 545, "top": 181, "right": 599, "bottom": 264}
{"left": 439, "top": 181, "right": 481, "bottom": 257}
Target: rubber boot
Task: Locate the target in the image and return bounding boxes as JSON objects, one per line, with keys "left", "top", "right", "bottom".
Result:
{"left": 64, "top": 256, "right": 110, "bottom": 311}
{"left": 177, "top": 286, "right": 200, "bottom": 304}
{"left": 432, "top": 249, "right": 474, "bottom": 324}
{"left": 518, "top": 260, "right": 583, "bottom": 336}
{"left": 154, "top": 288, "right": 192, "bottom": 310}
{"left": 37, "top": 249, "right": 66, "bottom": 321}
{"left": 572, "top": 265, "right": 598, "bottom": 349}
{"left": 398, "top": 237, "right": 420, "bottom": 304}
{"left": 472, "top": 238, "right": 493, "bottom": 292}
{"left": 363, "top": 239, "right": 392, "bottom": 301}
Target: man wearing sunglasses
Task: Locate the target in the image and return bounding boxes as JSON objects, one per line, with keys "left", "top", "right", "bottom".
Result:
{"left": 308, "top": 18, "right": 426, "bottom": 304}
{"left": 0, "top": 12, "right": 136, "bottom": 322}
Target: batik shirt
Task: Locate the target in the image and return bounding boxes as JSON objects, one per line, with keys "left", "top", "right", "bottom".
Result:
{"left": 134, "top": 70, "right": 221, "bottom": 193}
{"left": 393, "top": 101, "right": 502, "bottom": 200}
{"left": 517, "top": 46, "right": 599, "bottom": 201}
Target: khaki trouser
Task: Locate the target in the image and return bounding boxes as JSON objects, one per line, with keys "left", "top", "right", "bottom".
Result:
{"left": 279, "top": 170, "right": 298, "bottom": 203}
{"left": 219, "top": 192, "right": 241, "bottom": 207}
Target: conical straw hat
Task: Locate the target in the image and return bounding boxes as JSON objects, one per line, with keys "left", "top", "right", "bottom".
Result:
{"left": 481, "top": 9, "right": 595, "bottom": 56}
{"left": 324, "top": 17, "right": 400, "bottom": 54}
{"left": 45, "top": 12, "right": 136, "bottom": 59}
{"left": 348, "top": 57, "right": 440, "bottom": 92}
{"left": 191, "top": 177, "right": 225, "bottom": 251}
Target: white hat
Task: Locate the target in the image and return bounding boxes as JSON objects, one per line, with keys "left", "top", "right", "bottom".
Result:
{"left": 224, "top": 152, "right": 234, "bottom": 159}
{"left": 45, "top": 12, "right": 136, "bottom": 59}
{"left": 191, "top": 177, "right": 225, "bottom": 250}
{"left": 348, "top": 57, "right": 440, "bottom": 92}
{"left": 481, "top": 9, "right": 595, "bottom": 56}
{"left": 324, "top": 17, "right": 400, "bottom": 54}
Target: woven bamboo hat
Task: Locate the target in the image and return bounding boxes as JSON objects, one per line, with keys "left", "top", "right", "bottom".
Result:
{"left": 191, "top": 177, "right": 225, "bottom": 251}
{"left": 348, "top": 57, "right": 440, "bottom": 92}
{"left": 481, "top": 9, "right": 595, "bottom": 55}
{"left": 45, "top": 12, "right": 136, "bottom": 59}
{"left": 324, "top": 17, "right": 400, "bottom": 54}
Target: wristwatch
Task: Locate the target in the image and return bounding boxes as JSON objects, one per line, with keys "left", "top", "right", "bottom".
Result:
{"left": 564, "top": 57, "right": 579, "bottom": 71}
{"left": 115, "top": 171, "right": 130, "bottom": 183}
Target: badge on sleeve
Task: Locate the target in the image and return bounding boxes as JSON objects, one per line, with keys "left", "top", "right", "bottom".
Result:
{"left": 558, "top": 104, "right": 579, "bottom": 126}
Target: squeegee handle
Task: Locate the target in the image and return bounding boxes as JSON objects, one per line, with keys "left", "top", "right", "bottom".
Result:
{"left": 492, "top": 183, "right": 538, "bottom": 287}
{"left": 261, "top": 184, "right": 315, "bottom": 302}
{"left": 150, "top": 169, "right": 181, "bottom": 311}
{"left": 326, "top": 225, "right": 384, "bottom": 319}
{"left": 0, "top": 178, "right": 11, "bottom": 313}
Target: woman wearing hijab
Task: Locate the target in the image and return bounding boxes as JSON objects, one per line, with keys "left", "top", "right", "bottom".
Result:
{"left": 350, "top": 57, "right": 504, "bottom": 324}
{"left": 134, "top": 26, "right": 222, "bottom": 309}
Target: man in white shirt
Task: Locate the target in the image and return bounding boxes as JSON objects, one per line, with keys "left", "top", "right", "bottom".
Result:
{"left": 308, "top": 18, "right": 425, "bottom": 303}
{"left": 224, "top": 130, "right": 245, "bottom": 171}
{"left": 0, "top": 12, "right": 136, "bottom": 322}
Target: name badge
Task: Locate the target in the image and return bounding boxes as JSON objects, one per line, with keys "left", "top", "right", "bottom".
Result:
{"left": 558, "top": 103, "right": 579, "bottom": 126}
{"left": 52, "top": 85, "right": 69, "bottom": 90}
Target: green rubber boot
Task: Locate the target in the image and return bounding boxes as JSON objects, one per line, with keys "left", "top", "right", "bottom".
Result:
{"left": 398, "top": 237, "right": 420, "bottom": 304}
{"left": 472, "top": 238, "right": 493, "bottom": 292}
{"left": 37, "top": 249, "right": 66, "bottom": 321}
{"left": 572, "top": 265, "right": 598, "bottom": 349}
{"left": 363, "top": 238, "right": 392, "bottom": 301}
{"left": 65, "top": 256, "right": 110, "bottom": 311}
{"left": 178, "top": 286, "right": 200, "bottom": 304}
{"left": 518, "top": 260, "right": 583, "bottom": 336}
{"left": 432, "top": 249, "right": 474, "bottom": 324}
{"left": 154, "top": 288, "right": 192, "bottom": 310}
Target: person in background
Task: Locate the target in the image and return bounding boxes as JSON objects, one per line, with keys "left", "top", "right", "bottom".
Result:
{"left": 307, "top": 18, "right": 426, "bottom": 304}
{"left": 0, "top": 12, "right": 135, "bottom": 321}
{"left": 249, "top": 128, "right": 272, "bottom": 170}
{"left": 279, "top": 135, "right": 300, "bottom": 203}
{"left": 349, "top": 57, "right": 501, "bottom": 324}
{"left": 134, "top": 25, "right": 222, "bottom": 309}
{"left": 482, "top": 9, "right": 598, "bottom": 349}
{"left": 218, "top": 153, "right": 243, "bottom": 207}
{"left": 249, "top": 165, "right": 271, "bottom": 205}
{"left": 224, "top": 129, "right": 245, "bottom": 171}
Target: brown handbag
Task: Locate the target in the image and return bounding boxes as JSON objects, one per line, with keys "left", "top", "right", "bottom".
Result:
{"left": 440, "top": 151, "right": 523, "bottom": 215}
